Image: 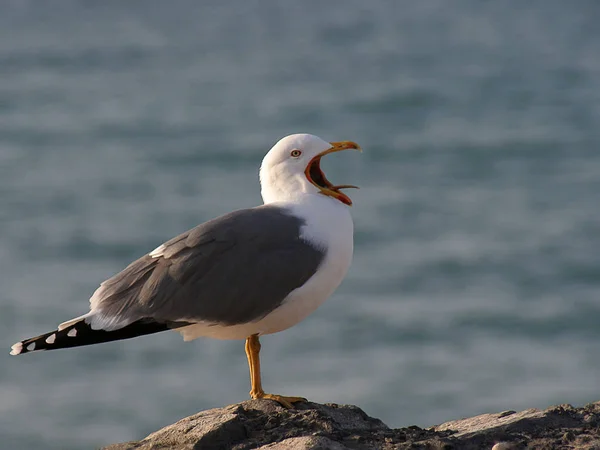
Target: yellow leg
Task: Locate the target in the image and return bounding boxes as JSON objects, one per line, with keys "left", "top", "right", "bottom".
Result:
{"left": 245, "top": 334, "right": 306, "bottom": 408}
{"left": 244, "top": 337, "right": 255, "bottom": 390}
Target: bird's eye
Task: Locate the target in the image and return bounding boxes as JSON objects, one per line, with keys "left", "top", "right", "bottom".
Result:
{"left": 290, "top": 149, "right": 302, "bottom": 158}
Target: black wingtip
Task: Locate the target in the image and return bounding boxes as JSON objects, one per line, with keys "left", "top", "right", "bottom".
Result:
{"left": 10, "top": 319, "right": 188, "bottom": 355}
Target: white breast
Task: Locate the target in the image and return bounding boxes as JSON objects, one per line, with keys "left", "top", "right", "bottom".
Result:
{"left": 178, "top": 195, "right": 354, "bottom": 341}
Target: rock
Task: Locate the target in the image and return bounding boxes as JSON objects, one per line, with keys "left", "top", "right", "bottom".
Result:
{"left": 103, "top": 401, "right": 402, "bottom": 450}
{"left": 104, "top": 400, "right": 600, "bottom": 450}
{"left": 434, "top": 402, "right": 600, "bottom": 449}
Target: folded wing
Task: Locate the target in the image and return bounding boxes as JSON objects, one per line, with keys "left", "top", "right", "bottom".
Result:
{"left": 75, "top": 204, "right": 326, "bottom": 332}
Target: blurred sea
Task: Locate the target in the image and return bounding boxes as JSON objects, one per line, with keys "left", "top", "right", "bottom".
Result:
{"left": 1, "top": 1, "right": 599, "bottom": 449}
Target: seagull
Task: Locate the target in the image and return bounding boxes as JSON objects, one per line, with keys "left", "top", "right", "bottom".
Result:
{"left": 10, "top": 133, "right": 361, "bottom": 408}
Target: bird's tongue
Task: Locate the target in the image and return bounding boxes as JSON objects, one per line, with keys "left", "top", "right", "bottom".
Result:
{"left": 310, "top": 158, "right": 358, "bottom": 192}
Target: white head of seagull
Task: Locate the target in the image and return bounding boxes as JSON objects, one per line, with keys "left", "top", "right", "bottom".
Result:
{"left": 260, "top": 133, "right": 361, "bottom": 206}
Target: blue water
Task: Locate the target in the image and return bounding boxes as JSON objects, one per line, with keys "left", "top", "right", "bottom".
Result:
{"left": 1, "top": 1, "right": 599, "bottom": 448}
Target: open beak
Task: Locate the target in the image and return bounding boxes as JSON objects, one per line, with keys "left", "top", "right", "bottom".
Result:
{"left": 304, "top": 141, "right": 362, "bottom": 206}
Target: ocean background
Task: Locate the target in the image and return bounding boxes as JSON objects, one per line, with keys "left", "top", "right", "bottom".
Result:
{"left": 1, "top": 1, "right": 599, "bottom": 448}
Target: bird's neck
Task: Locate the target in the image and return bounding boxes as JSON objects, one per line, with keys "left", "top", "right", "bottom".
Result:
{"left": 261, "top": 187, "right": 305, "bottom": 204}
{"left": 260, "top": 169, "right": 308, "bottom": 204}
{"left": 262, "top": 189, "right": 351, "bottom": 218}
{"left": 261, "top": 183, "right": 348, "bottom": 209}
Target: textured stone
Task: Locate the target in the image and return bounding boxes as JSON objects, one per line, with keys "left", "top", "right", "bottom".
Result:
{"left": 104, "top": 400, "right": 600, "bottom": 450}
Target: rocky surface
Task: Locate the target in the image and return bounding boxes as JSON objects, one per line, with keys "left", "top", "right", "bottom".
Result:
{"left": 104, "top": 400, "right": 600, "bottom": 450}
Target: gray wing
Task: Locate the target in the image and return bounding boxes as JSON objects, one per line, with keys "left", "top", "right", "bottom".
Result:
{"left": 88, "top": 205, "right": 326, "bottom": 328}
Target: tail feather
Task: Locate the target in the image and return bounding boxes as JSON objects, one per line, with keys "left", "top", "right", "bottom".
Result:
{"left": 10, "top": 318, "right": 190, "bottom": 355}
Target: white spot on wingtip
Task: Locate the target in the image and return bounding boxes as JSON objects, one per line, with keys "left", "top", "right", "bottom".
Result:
{"left": 27, "top": 343, "right": 35, "bottom": 351}
{"left": 45, "top": 334, "right": 56, "bottom": 344}
{"left": 67, "top": 328, "right": 77, "bottom": 337}
{"left": 10, "top": 342, "right": 23, "bottom": 355}
{"left": 149, "top": 244, "right": 165, "bottom": 258}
